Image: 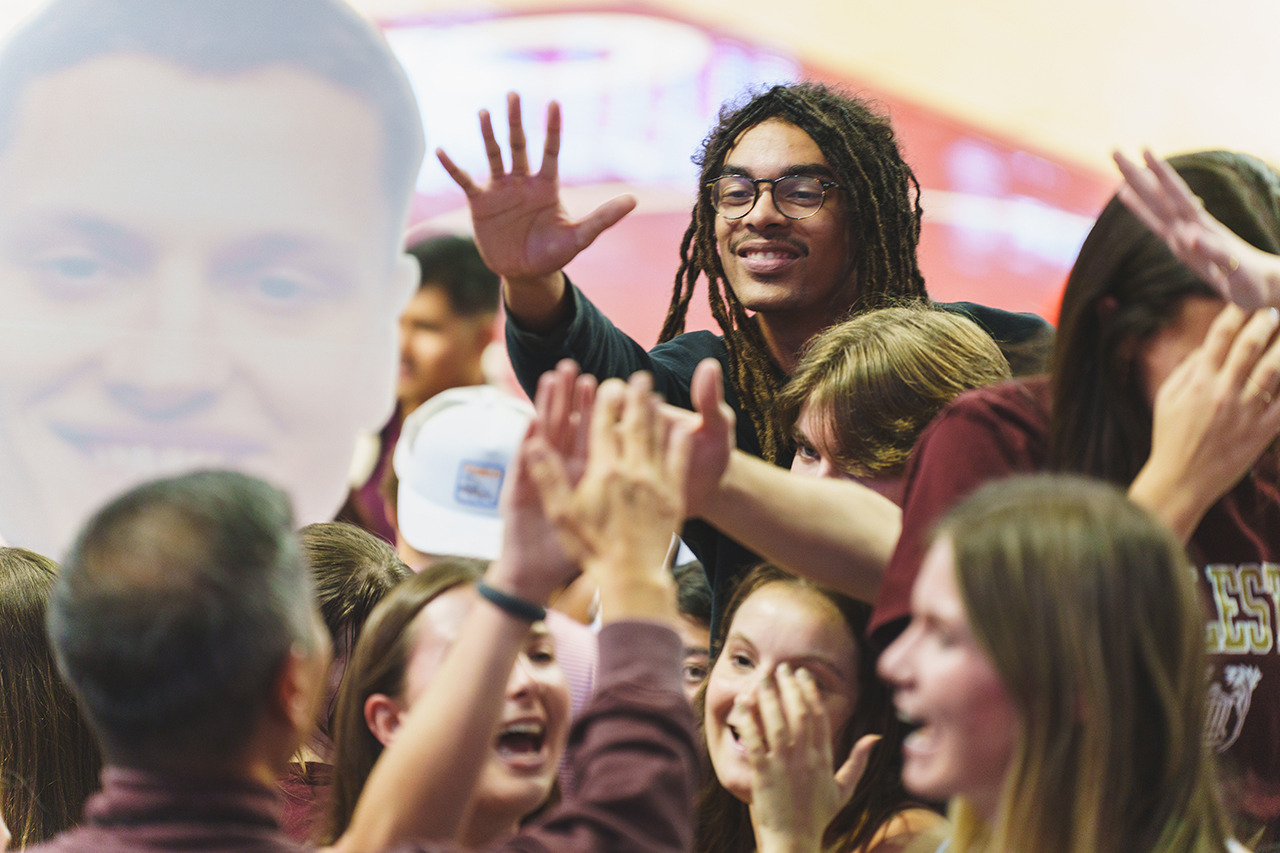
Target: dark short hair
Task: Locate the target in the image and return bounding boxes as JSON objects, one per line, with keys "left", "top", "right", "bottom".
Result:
{"left": 48, "top": 471, "right": 315, "bottom": 766}
{"left": 0, "top": 548, "right": 101, "bottom": 847}
{"left": 408, "top": 236, "right": 501, "bottom": 316}
{"left": 0, "top": 0, "right": 424, "bottom": 229}
{"left": 672, "top": 560, "right": 712, "bottom": 626}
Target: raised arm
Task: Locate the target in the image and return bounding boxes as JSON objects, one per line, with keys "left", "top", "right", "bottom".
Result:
{"left": 437, "top": 92, "right": 637, "bottom": 332}
{"left": 681, "top": 360, "right": 898, "bottom": 602}
{"left": 331, "top": 367, "right": 590, "bottom": 853}
{"left": 1115, "top": 149, "right": 1280, "bottom": 311}
{"left": 1129, "top": 302, "right": 1280, "bottom": 540}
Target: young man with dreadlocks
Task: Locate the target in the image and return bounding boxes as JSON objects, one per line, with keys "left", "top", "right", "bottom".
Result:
{"left": 439, "top": 83, "right": 1050, "bottom": 627}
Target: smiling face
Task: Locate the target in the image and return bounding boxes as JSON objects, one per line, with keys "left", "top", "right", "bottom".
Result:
{"left": 704, "top": 581, "right": 859, "bottom": 803}
{"left": 0, "top": 55, "right": 413, "bottom": 556}
{"left": 877, "top": 538, "right": 1019, "bottom": 820}
{"left": 714, "top": 119, "right": 854, "bottom": 333}
{"left": 399, "top": 586, "right": 571, "bottom": 830}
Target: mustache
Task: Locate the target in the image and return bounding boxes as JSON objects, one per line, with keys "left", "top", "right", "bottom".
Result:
{"left": 729, "top": 235, "right": 808, "bottom": 257}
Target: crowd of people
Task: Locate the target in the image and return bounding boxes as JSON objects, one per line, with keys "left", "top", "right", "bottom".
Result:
{"left": 1, "top": 1, "right": 1279, "bottom": 853}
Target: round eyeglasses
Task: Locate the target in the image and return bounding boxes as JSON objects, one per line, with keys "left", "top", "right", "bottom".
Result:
{"left": 706, "top": 174, "right": 841, "bottom": 220}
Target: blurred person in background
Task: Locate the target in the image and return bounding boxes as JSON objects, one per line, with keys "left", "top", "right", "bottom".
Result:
{"left": 671, "top": 560, "right": 712, "bottom": 704}
{"left": 342, "top": 236, "right": 500, "bottom": 543}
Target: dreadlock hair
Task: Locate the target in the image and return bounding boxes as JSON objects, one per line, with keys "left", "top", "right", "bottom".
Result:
{"left": 659, "top": 82, "right": 928, "bottom": 463}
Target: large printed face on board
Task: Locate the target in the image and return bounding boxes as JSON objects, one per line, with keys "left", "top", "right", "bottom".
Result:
{"left": 0, "top": 0, "right": 422, "bottom": 557}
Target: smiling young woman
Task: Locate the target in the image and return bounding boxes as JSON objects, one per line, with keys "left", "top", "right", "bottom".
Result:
{"left": 696, "top": 564, "right": 943, "bottom": 853}
{"left": 327, "top": 560, "right": 571, "bottom": 848}
{"left": 880, "top": 474, "right": 1229, "bottom": 853}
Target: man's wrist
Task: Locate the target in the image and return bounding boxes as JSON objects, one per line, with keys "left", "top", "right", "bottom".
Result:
{"left": 502, "top": 272, "right": 570, "bottom": 333}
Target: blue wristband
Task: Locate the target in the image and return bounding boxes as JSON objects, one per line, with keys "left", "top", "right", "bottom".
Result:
{"left": 476, "top": 582, "right": 547, "bottom": 622}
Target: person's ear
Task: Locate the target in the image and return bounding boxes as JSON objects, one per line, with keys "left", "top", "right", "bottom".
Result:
{"left": 364, "top": 693, "right": 404, "bottom": 747}
{"left": 274, "top": 643, "right": 328, "bottom": 739}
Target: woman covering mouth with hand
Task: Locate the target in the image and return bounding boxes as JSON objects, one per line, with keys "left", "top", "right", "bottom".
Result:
{"left": 879, "top": 474, "right": 1232, "bottom": 853}
{"left": 696, "top": 564, "right": 944, "bottom": 853}
{"left": 327, "top": 559, "right": 571, "bottom": 848}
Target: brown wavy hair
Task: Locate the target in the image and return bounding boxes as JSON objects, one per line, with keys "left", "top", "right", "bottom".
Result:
{"left": 1049, "top": 150, "right": 1280, "bottom": 482}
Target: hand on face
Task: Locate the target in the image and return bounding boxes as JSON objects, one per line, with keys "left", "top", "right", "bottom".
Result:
{"left": 1131, "top": 302, "right": 1280, "bottom": 540}
{"left": 1114, "top": 150, "right": 1280, "bottom": 312}
{"left": 436, "top": 92, "right": 635, "bottom": 283}
{"left": 732, "top": 664, "right": 876, "bottom": 853}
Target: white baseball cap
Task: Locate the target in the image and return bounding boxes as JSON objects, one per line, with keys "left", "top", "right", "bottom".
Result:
{"left": 392, "top": 385, "right": 533, "bottom": 560}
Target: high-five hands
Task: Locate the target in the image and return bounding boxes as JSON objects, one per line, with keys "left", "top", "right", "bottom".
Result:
{"left": 525, "top": 364, "right": 692, "bottom": 624}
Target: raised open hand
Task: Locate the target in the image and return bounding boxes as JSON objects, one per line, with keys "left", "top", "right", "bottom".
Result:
{"left": 1114, "top": 149, "right": 1280, "bottom": 311}
{"left": 436, "top": 92, "right": 636, "bottom": 285}
{"left": 735, "top": 665, "right": 877, "bottom": 853}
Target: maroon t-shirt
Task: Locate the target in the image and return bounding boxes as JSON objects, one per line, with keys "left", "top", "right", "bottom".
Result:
{"left": 872, "top": 376, "right": 1280, "bottom": 825}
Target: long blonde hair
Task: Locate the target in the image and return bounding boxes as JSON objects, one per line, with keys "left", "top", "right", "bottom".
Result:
{"left": 938, "top": 474, "right": 1227, "bottom": 853}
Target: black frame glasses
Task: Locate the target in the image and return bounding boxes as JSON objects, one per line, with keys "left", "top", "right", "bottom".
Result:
{"left": 706, "top": 174, "right": 841, "bottom": 220}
